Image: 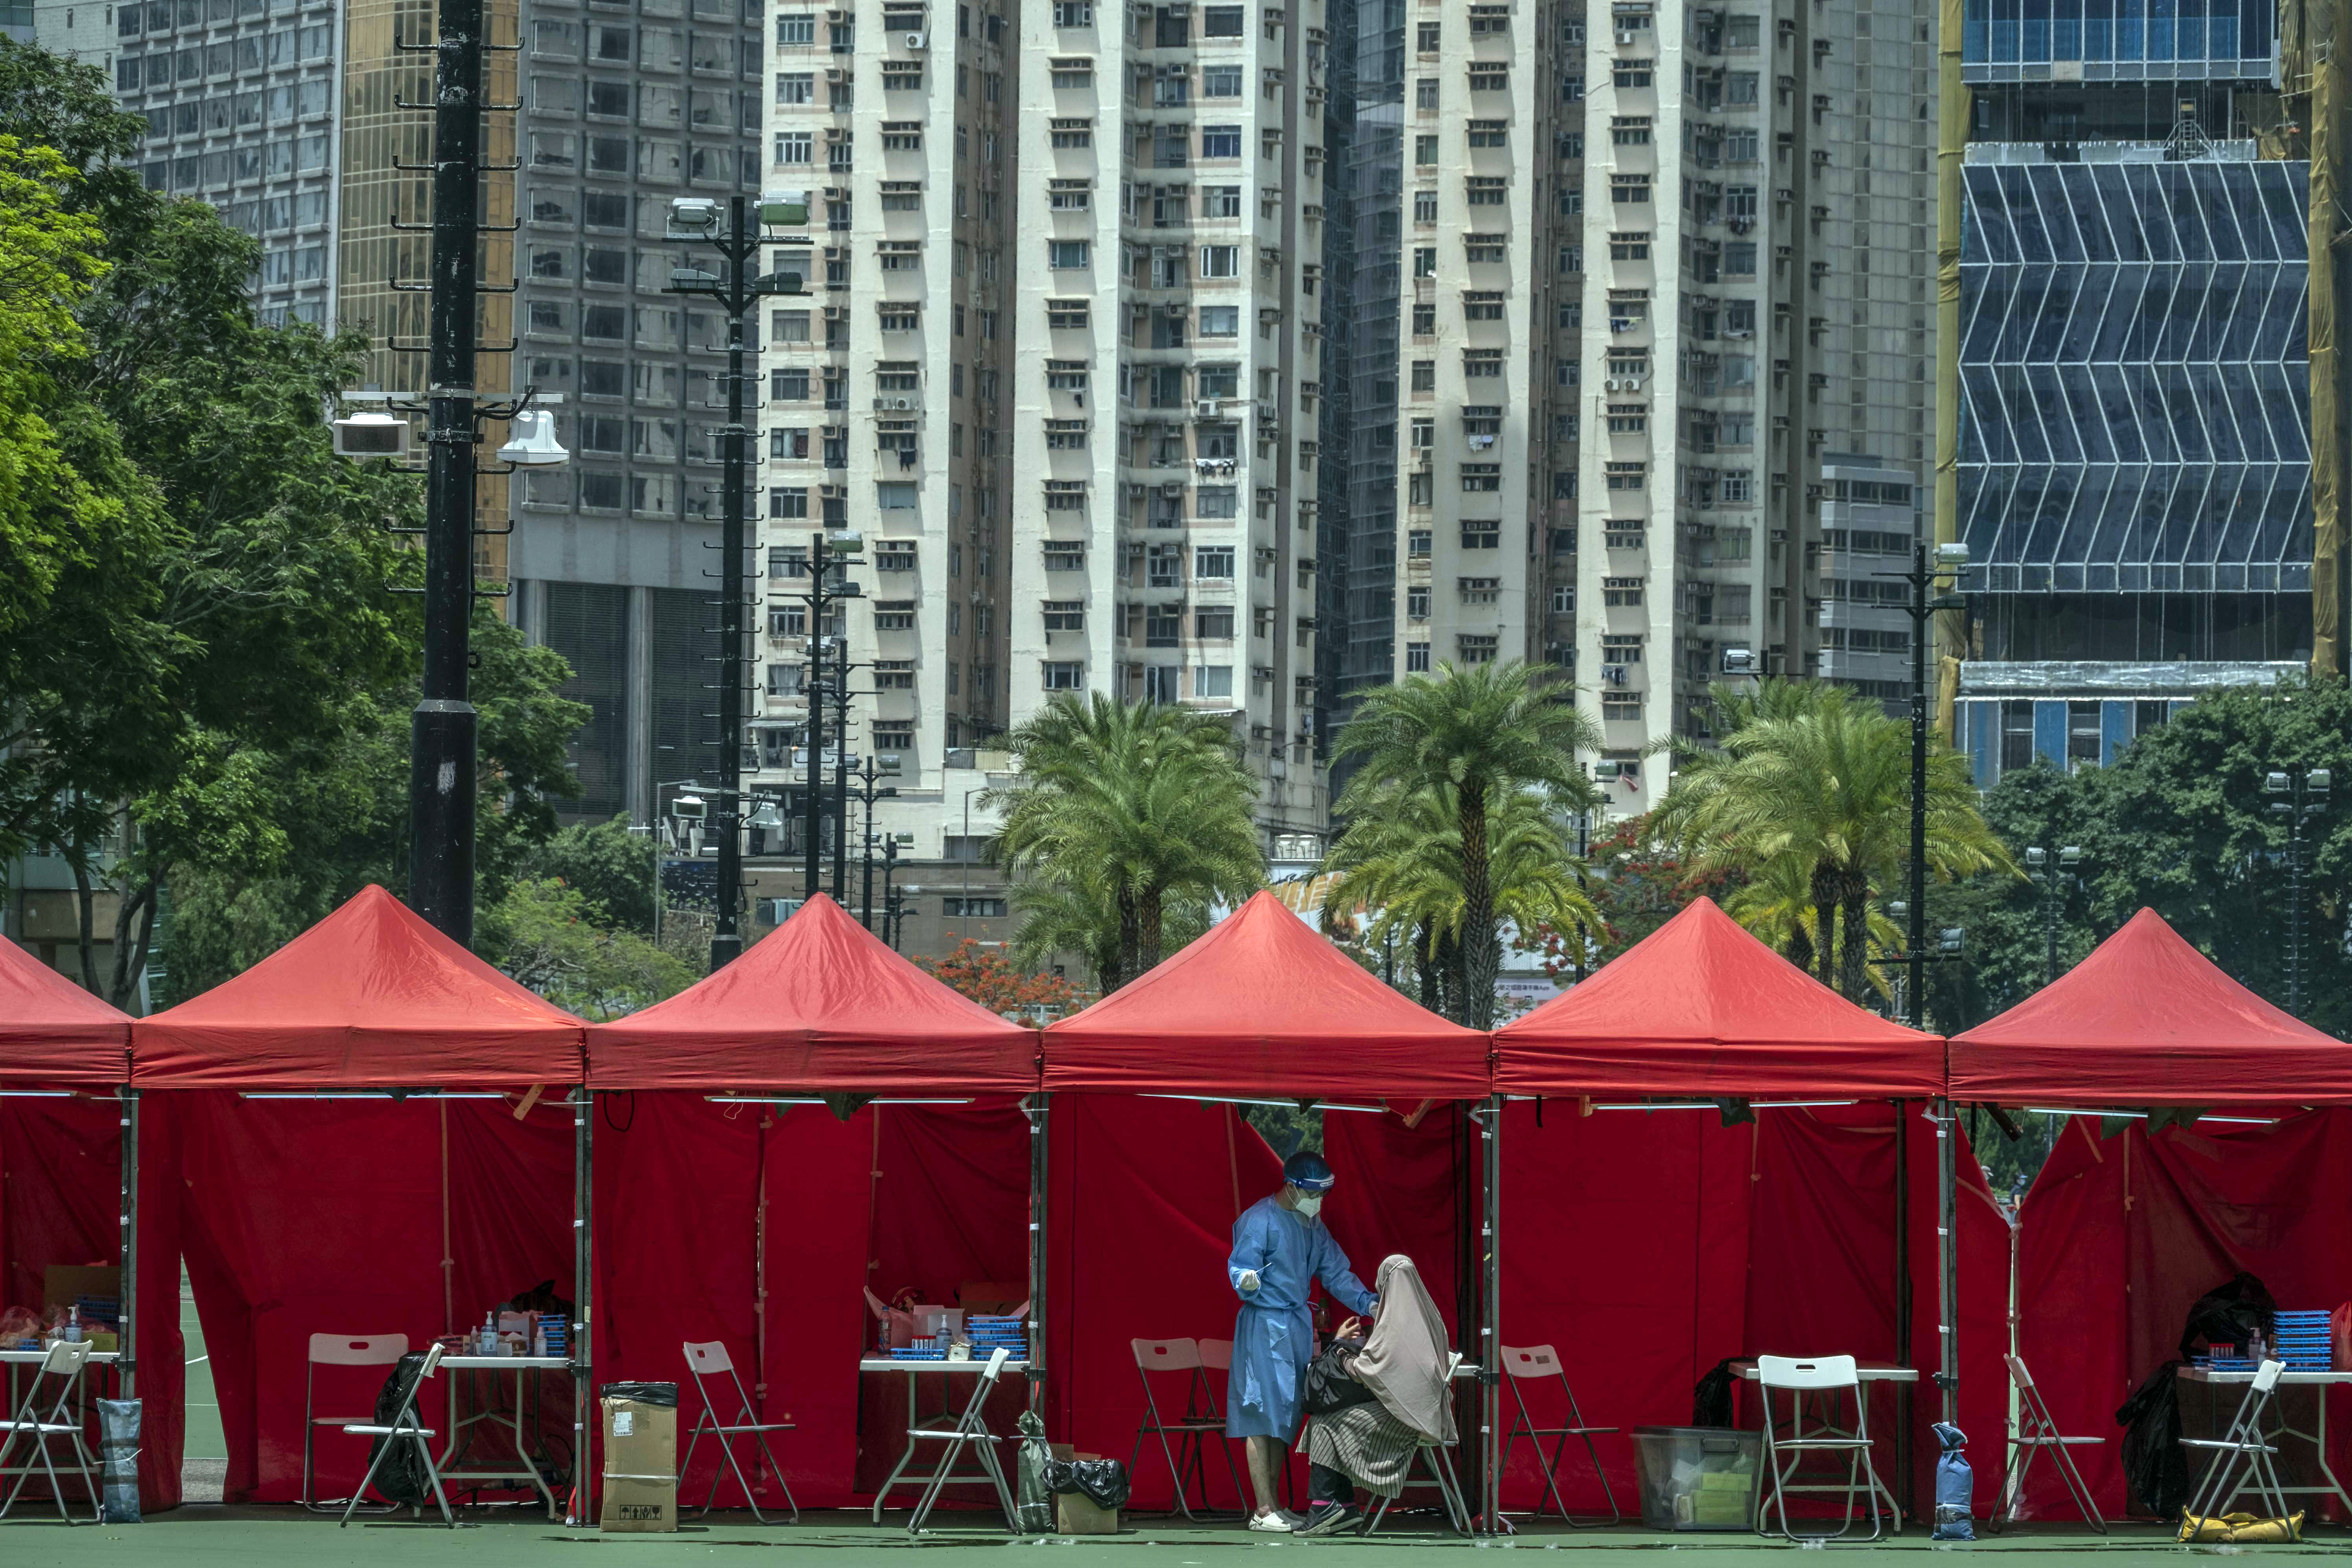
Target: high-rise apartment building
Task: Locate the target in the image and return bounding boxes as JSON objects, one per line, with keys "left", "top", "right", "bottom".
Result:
{"left": 1946, "top": 10, "right": 2315, "bottom": 783}
{"left": 1339, "top": 0, "right": 1939, "bottom": 811}
{"left": 746, "top": 0, "right": 1332, "bottom": 947}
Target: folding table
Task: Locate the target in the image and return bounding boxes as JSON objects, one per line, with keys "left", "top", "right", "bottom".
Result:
{"left": 435, "top": 1353, "right": 574, "bottom": 1517}
{"left": 0, "top": 1347, "right": 120, "bottom": 1499}
{"left": 861, "top": 1356, "right": 1030, "bottom": 1524}
{"left": 2177, "top": 1365, "right": 2352, "bottom": 1518}
{"left": 1735, "top": 1360, "right": 1915, "bottom": 1532}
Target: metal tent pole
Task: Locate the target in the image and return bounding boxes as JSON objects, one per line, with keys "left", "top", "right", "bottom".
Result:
{"left": 1027, "top": 1092, "right": 1050, "bottom": 1421}
{"left": 571, "top": 1088, "right": 595, "bottom": 1526}
{"left": 1936, "top": 1098, "right": 1958, "bottom": 1427}
{"left": 1480, "top": 1094, "right": 1501, "bottom": 1533}
{"left": 120, "top": 1087, "right": 139, "bottom": 1403}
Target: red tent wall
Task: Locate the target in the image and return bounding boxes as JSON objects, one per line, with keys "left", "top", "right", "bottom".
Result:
{"left": 169, "top": 1091, "right": 574, "bottom": 1502}
{"left": 1045, "top": 1095, "right": 1285, "bottom": 1509}
{"left": 1325, "top": 1101, "right": 2008, "bottom": 1516}
{"left": 0, "top": 1094, "right": 181, "bottom": 1509}
{"left": 2016, "top": 1108, "right": 2352, "bottom": 1522}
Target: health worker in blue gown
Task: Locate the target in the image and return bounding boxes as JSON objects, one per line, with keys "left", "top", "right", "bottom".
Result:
{"left": 1226, "top": 1150, "right": 1377, "bottom": 1532}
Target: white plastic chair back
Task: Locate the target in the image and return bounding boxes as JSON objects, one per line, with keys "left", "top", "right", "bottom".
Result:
{"left": 1756, "top": 1354, "right": 1858, "bottom": 1392}
{"left": 2253, "top": 1358, "right": 2284, "bottom": 1392}
{"left": 1132, "top": 1337, "right": 1201, "bottom": 1372}
{"left": 310, "top": 1332, "right": 409, "bottom": 1367}
{"left": 685, "top": 1339, "right": 737, "bottom": 1377}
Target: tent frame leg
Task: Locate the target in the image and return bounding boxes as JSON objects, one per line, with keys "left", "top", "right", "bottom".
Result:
{"left": 1027, "top": 1093, "right": 1049, "bottom": 1423}
{"left": 571, "top": 1087, "right": 594, "bottom": 1527}
{"left": 120, "top": 1088, "right": 139, "bottom": 1408}
{"left": 1475, "top": 1095, "right": 1501, "bottom": 1534}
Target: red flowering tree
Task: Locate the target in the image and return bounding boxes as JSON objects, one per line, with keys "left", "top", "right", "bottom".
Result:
{"left": 1522, "top": 819, "right": 1744, "bottom": 981}
{"left": 917, "top": 937, "right": 1084, "bottom": 1017}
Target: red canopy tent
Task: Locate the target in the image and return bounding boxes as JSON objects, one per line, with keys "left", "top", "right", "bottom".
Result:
{"left": 1954, "top": 910, "right": 2352, "bottom": 1522}
{"left": 131, "top": 885, "right": 588, "bottom": 1508}
{"left": 1494, "top": 896, "right": 1945, "bottom": 1098}
{"left": 583, "top": 893, "right": 1040, "bottom": 1512}
{"left": 1950, "top": 906, "right": 2350, "bottom": 1106}
{"left": 0, "top": 941, "right": 172, "bottom": 1506}
{"left": 1042, "top": 889, "right": 1488, "bottom": 1095}
{"left": 1480, "top": 897, "right": 2006, "bottom": 1515}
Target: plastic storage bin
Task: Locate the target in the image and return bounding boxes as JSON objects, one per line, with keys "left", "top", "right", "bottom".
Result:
{"left": 1631, "top": 1426, "right": 1761, "bottom": 1531}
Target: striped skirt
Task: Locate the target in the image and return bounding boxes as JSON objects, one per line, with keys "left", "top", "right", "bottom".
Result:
{"left": 1304, "top": 1400, "right": 1418, "bottom": 1498}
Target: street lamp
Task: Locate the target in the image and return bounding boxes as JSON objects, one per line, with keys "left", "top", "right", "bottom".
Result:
{"left": 2262, "top": 767, "right": 2331, "bottom": 1016}
{"left": 664, "top": 192, "right": 812, "bottom": 973}
{"left": 852, "top": 754, "right": 903, "bottom": 929}
{"left": 778, "top": 531, "right": 866, "bottom": 899}
{"left": 880, "top": 840, "right": 904, "bottom": 949}
{"left": 2021, "top": 845, "right": 2082, "bottom": 988}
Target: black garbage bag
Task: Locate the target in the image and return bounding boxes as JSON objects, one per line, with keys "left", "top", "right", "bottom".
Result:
{"left": 1013, "top": 1412, "right": 1056, "bottom": 1532}
{"left": 1044, "top": 1455, "right": 1132, "bottom": 1511}
{"left": 364, "top": 1354, "right": 433, "bottom": 1505}
{"left": 2179, "top": 1271, "right": 2275, "bottom": 1361}
{"left": 2116, "top": 1361, "right": 2188, "bottom": 1517}
{"left": 1692, "top": 1357, "right": 1738, "bottom": 1428}
{"left": 97, "top": 1398, "right": 140, "bottom": 1524}
{"left": 597, "top": 1381, "right": 678, "bottom": 1407}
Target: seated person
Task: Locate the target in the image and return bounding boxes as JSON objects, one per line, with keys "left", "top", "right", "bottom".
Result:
{"left": 1296, "top": 1254, "right": 1455, "bottom": 1536}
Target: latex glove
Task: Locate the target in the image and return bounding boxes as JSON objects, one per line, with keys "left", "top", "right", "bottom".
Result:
{"left": 1237, "top": 1268, "right": 1261, "bottom": 1295}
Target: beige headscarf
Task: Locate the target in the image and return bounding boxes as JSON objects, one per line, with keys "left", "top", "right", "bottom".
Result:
{"left": 1349, "top": 1255, "right": 1456, "bottom": 1444}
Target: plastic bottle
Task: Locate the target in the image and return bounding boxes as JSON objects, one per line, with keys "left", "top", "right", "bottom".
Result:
{"left": 479, "top": 1310, "right": 498, "bottom": 1356}
{"left": 63, "top": 1306, "right": 82, "bottom": 1345}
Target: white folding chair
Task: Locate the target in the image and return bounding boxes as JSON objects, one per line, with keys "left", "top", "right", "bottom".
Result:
{"left": 338, "top": 1343, "right": 454, "bottom": 1527}
{"left": 1362, "top": 1443, "right": 1473, "bottom": 1536}
{"left": 904, "top": 1346, "right": 1017, "bottom": 1535}
{"left": 0, "top": 1340, "right": 100, "bottom": 1524}
{"left": 1499, "top": 1343, "right": 1620, "bottom": 1525}
{"left": 1129, "top": 1337, "right": 1244, "bottom": 1519}
{"left": 1994, "top": 1353, "right": 2105, "bottom": 1533}
{"left": 2181, "top": 1358, "right": 2291, "bottom": 1526}
{"left": 681, "top": 1339, "right": 799, "bottom": 1524}
{"left": 301, "top": 1332, "right": 410, "bottom": 1512}
{"left": 1755, "top": 1354, "right": 1884, "bottom": 1543}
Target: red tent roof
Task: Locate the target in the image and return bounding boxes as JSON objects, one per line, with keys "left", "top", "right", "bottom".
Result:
{"left": 133, "top": 884, "right": 585, "bottom": 1088}
{"left": 1495, "top": 896, "right": 1944, "bottom": 1097}
{"left": 1950, "top": 907, "right": 2350, "bottom": 1105}
{"left": 1042, "top": 889, "right": 1488, "bottom": 1096}
{"left": 586, "top": 892, "right": 1037, "bottom": 1091}
{"left": 0, "top": 938, "right": 131, "bottom": 1088}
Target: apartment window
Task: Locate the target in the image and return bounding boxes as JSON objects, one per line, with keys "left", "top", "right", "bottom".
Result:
{"left": 1611, "top": 115, "right": 1652, "bottom": 145}
{"left": 1465, "top": 178, "right": 1505, "bottom": 206}
{"left": 1603, "top": 576, "right": 1645, "bottom": 606}
{"left": 1193, "top": 665, "right": 1235, "bottom": 700}
{"left": 1042, "top": 601, "right": 1085, "bottom": 631}
{"left": 767, "top": 486, "right": 809, "bottom": 518}
{"left": 1464, "top": 234, "right": 1505, "bottom": 263}
{"left": 1194, "top": 545, "right": 1236, "bottom": 578}
{"left": 1201, "top": 124, "right": 1242, "bottom": 158}
{"left": 776, "top": 71, "right": 813, "bottom": 104}
{"left": 1611, "top": 174, "right": 1651, "bottom": 205}
{"left": 1051, "top": 58, "right": 1092, "bottom": 87}
{"left": 1412, "top": 190, "right": 1438, "bottom": 223}
{"left": 1051, "top": 118, "right": 1093, "bottom": 147}
{"left": 1044, "top": 419, "right": 1089, "bottom": 449}
{"left": 1042, "top": 661, "right": 1086, "bottom": 690}
{"left": 1416, "top": 77, "right": 1440, "bottom": 109}
{"left": 1605, "top": 462, "right": 1646, "bottom": 492}
{"left": 1412, "top": 302, "right": 1437, "bottom": 334}
{"left": 778, "top": 11, "right": 816, "bottom": 42}
{"left": 1998, "top": 700, "right": 2035, "bottom": 772}
{"left": 1607, "top": 403, "right": 1646, "bottom": 433}
{"left": 1461, "top": 463, "right": 1501, "bottom": 493}
{"left": 774, "top": 130, "right": 813, "bottom": 164}
{"left": 1044, "top": 543, "right": 1086, "bottom": 570}
{"left": 865, "top": 600, "right": 914, "bottom": 632}
{"left": 1203, "top": 3, "right": 1245, "bottom": 34}
{"left": 1459, "top": 577, "right": 1501, "bottom": 604}
{"left": 1053, "top": 0, "right": 1093, "bottom": 21}
{"left": 1457, "top": 634, "right": 1498, "bottom": 665}
{"left": 1414, "top": 134, "right": 1438, "bottom": 166}
{"left": 1048, "top": 298, "right": 1089, "bottom": 329}
{"left": 877, "top": 482, "right": 916, "bottom": 509}
{"left": 1045, "top": 363, "right": 1089, "bottom": 392}
{"left": 1462, "top": 349, "right": 1503, "bottom": 378}
{"left": 1196, "top": 607, "right": 1236, "bottom": 639}
{"left": 1204, "top": 184, "right": 1243, "bottom": 217}
{"left": 1048, "top": 182, "right": 1091, "bottom": 211}
{"left": 1467, "top": 120, "right": 1507, "bottom": 148}
{"left": 1467, "top": 63, "right": 1506, "bottom": 90}
{"left": 881, "top": 123, "right": 922, "bottom": 151}
{"left": 1463, "top": 292, "right": 1504, "bottom": 322}
{"left": 1416, "top": 19, "right": 1440, "bottom": 50}
{"left": 1048, "top": 239, "right": 1090, "bottom": 268}
{"left": 1613, "top": 62, "right": 1652, "bottom": 87}
{"left": 1610, "top": 232, "right": 1650, "bottom": 260}
{"left": 1201, "top": 244, "right": 1240, "bottom": 277}
{"left": 1406, "top": 642, "right": 1431, "bottom": 672}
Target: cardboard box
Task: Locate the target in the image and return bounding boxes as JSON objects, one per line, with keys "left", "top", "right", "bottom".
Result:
{"left": 599, "top": 1396, "right": 678, "bottom": 1533}
{"left": 42, "top": 1265, "right": 121, "bottom": 1318}
{"left": 1055, "top": 1492, "right": 1119, "bottom": 1536}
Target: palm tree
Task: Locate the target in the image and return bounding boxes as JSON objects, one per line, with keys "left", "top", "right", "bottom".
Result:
{"left": 1003, "top": 873, "right": 1211, "bottom": 993}
{"left": 985, "top": 693, "right": 1263, "bottom": 986}
{"left": 1332, "top": 661, "right": 1604, "bottom": 1028}
{"left": 1323, "top": 781, "right": 1602, "bottom": 1013}
{"left": 1649, "top": 680, "right": 2017, "bottom": 1002}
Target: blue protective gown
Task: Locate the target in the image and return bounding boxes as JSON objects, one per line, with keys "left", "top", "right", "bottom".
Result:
{"left": 1224, "top": 1194, "right": 1376, "bottom": 1440}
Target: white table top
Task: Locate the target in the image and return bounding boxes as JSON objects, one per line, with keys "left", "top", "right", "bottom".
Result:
{"left": 440, "top": 1354, "right": 573, "bottom": 1370}
{"left": 860, "top": 1356, "right": 1031, "bottom": 1373}
{"left": 0, "top": 1347, "right": 120, "bottom": 1364}
{"left": 2180, "top": 1366, "right": 2351, "bottom": 1384}
{"left": 1735, "top": 1361, "right": 1918, "bottom": 1383}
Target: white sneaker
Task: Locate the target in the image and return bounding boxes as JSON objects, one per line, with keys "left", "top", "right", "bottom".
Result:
{"left": 1247, "top": 1510, "right": 1294, "bottom": 1533}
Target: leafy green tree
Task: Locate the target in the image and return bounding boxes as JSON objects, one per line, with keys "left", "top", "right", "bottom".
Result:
{"left": 986, "top": 693, "right": 1264, "bottom": 989}
{"left": 1332, "top": 661, "right": 1603, "bottom": 1027}
{"left": 519, "top": 817, "right": 659, "bottom": 933}
{"left": 1324, "top": 781, "right": 1599, "bottom": 1018}
{"left": 1650, "top": 680, "right": 2015, "bottom": 1002}
{"left": 474, "top": 878, "right": 697, "bottom": 1020}
{"left": 1930, "top": 675, "right": 2352, "bottom": 1037}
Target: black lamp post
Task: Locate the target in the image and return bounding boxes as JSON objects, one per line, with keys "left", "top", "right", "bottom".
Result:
{"left": 663, "top": 192, "right": 812, "bottom": 971}
{"left": 778, "top": 532, "right": 864, "bottom": 899}
{"left": 851, "top": 754, "right": 902, "bottom": 929}
{"left": 2263, "top": 767, "right": 2332, "bottom": 1016}
{"left": 2022, "top": 844, "right": 2082, "bottom": 989}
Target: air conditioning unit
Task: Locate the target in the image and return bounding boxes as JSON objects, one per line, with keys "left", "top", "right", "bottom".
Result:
{"left": 757, "top": 898, "right": 805, "bottom": 924}
{"left": 887, "top": 395, "right": 914, "bottom": 409}
{"left": 905, "top": 30, "right": 927, "bottom": 47}
{"left": 1195, "top": 399, "right": 1221, "bottom": 416}
{"left": 1721, "top": 646, "right": 1758, "bottom": 674}
{"left": 1604, "top": 376, "right": 1626, "bottom": 392}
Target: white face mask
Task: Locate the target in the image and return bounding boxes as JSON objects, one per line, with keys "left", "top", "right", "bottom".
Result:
{"left": 1292, "top": 1192, "right": 1325, "bottom": 1220}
